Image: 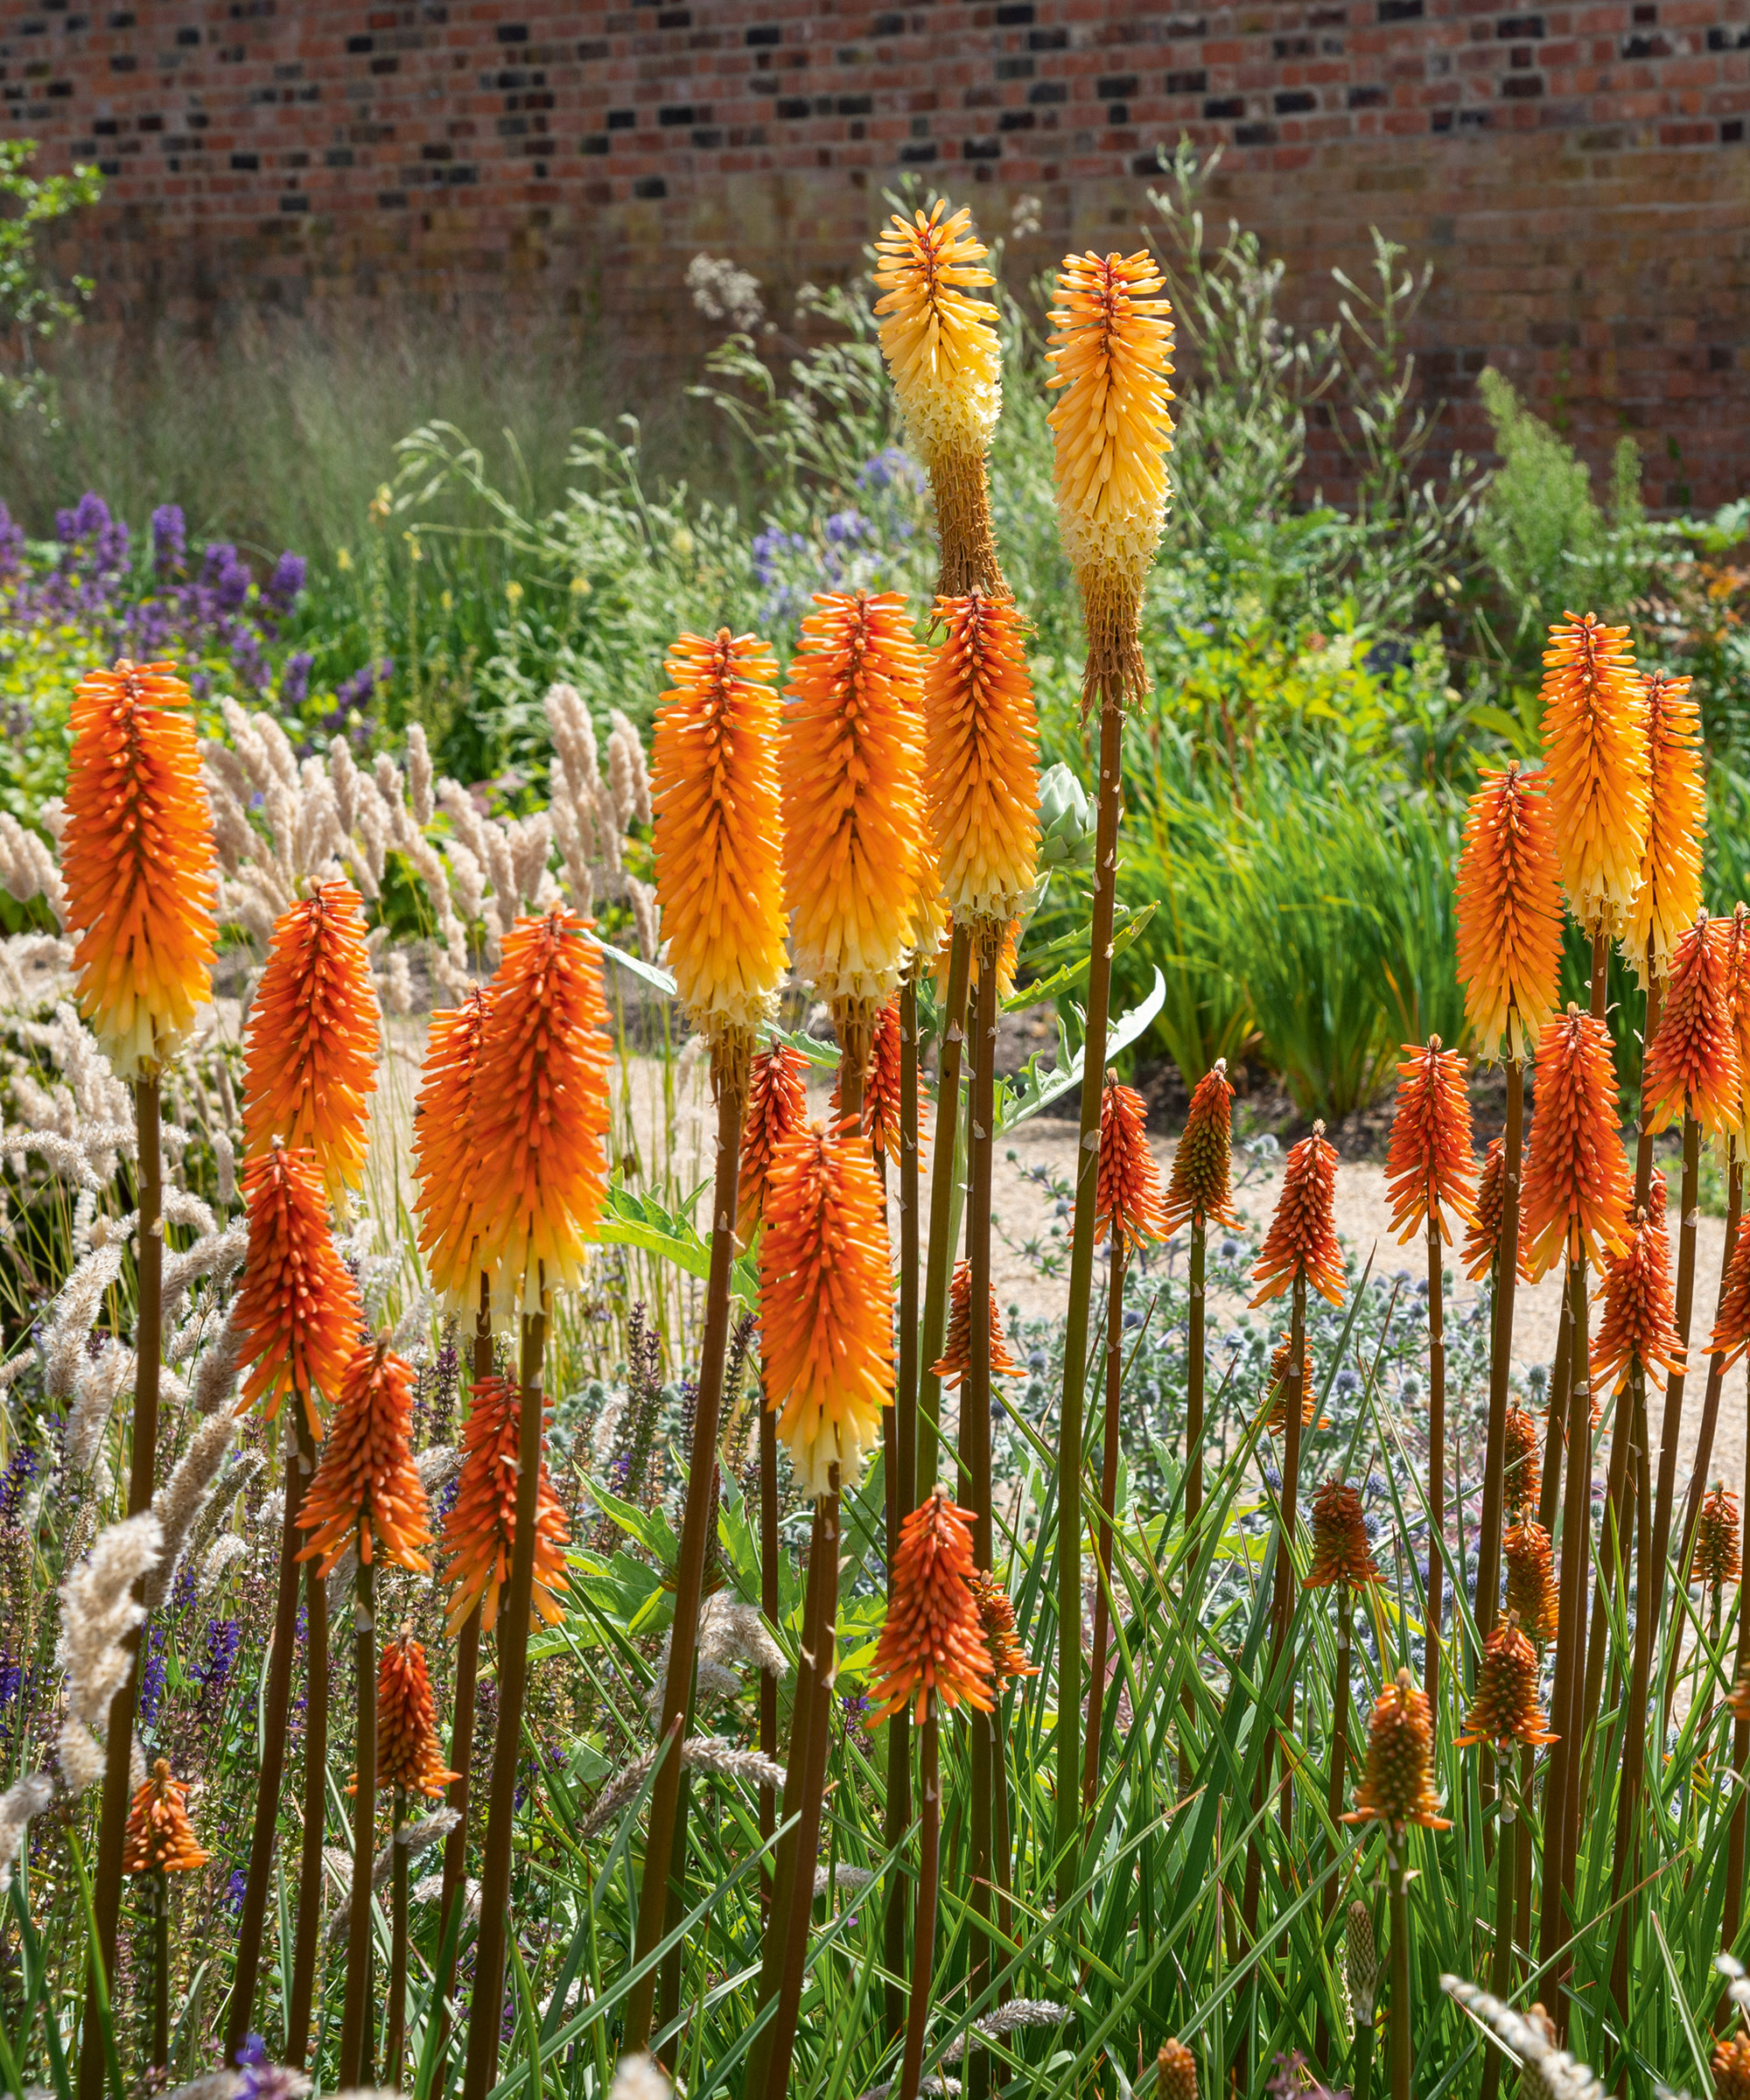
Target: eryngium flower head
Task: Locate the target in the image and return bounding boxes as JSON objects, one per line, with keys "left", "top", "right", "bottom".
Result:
{"left": 781, "top": 592, "right": 926, "bottom": 1015}
{"left": 1539, "top": 612, "right": 1649, "bottom": 941}
{"left": 1250, "top": 1124, "right": 1345, "bottom": 1309}
{"left": 412, "top": 986, "right": 494, "bottom": 1312}
{"left": 1454, "top": 762, "right": 1563, "bottom": 1062}
{"left": 61, "top": 658, "right": 217, "bottom": 1078}
{"left": 970, "top": 1568, "right": 1039, "bottom": 1685}
{"left": 242, "top": 881, "right": 380, "bottom": 1200}
{"left": 1592, "top": 1207, "right": 1684, "bottom": 1393}
{"left": 469, "top": 908, "right": 612, "bottom": 1319}
{"left": 1096, "top": 1078, "right": 1171, "bottom": 1250}
{"left": 1046, "top": 252, "right": 1174, "bottom": 704}
{"left": 374, "top": 1631, "right": 458, "bottom": 1798}
{"left": 651, "top": 629, "right": 788, "bottom": 1052}
{"left": 1518, "top": 1006, "right": 1631, "bottom": 1279}
{"left": 1503, "top": 1520, "right": 1559, "bottom": 1644}
{"left": 1503, "top": 1405, "right": 1542, "bottom": 1515}
{"left": 1642, "top": 910, "right": 1741, "bottom": 1138}
{"left": 123, "top": 1758, "right": 210, "bottom": 1874}
{"left": 864, "top": 1488, "right": 994, "bottom": 1724}
{"left": 1161, "top": 1060, "right": 1237, "bottom": 1236}
{"left": 1698, "top": 1483, "right": 1741, "bottom": 1588}
{"left": 924, "top": 592, "right": 1040, "bottom": 934}
{"left": 235, "top": 1141, "right": 363, "bottom": 1439}
{"left": 1303, "top": 1480, "right": 1382, "bottom": 1590}
{"left": 1454, "top": 1618, "right": 1558, "bottom": 1749}
{"left": 931, "top": 1258, "right": 1018, "bottom": 1387}
{"left": 738, "top": 1044, "right": 810, "bottom": 1245}
{"left": 1461, "top": 1138, "right": 1531, "bottom": 1284}
{"left": 1712, "top": 1214, "right": 1750, "bottom": 1371}
{"left": 441, "top": 1374, "right": 570, "bottom": 1635}
{"left": 1384, "top": 1038, "right": 1476, "bottom": 1245}
{"left": 1625, "top": 670, "right": 1704, "bottom": 984}
{"left": 759, "top": 1123, "right": 894, "bottom": 1496}
{"left": 1154, "top": 2039, "right": 1196, "bottom": 2100}
{"left": 296, "top": 1338, "right": 432, "bottom": 1575}
{"left": 1342, "top": 1667, "right": 1451, "bottom": 1834}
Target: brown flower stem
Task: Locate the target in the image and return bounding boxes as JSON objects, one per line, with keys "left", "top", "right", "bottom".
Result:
{"left": 460, "top": 1306, "right": 549, "bottom": 2100}
{"left": 1512, "top": 1740, "right": 1535, "bottom": 1985}
{"left": 756, "top": 1496, "right": 828, "bottom": 2032}
{"left": 918, "top": 928, "right": 971, "bottom": 1496}
{"left": 385, "top": 1786, "right": 409, "bottom": 2089}
{"left": 340, "top": 1557, "right": 377, "bottom": 2090}
{"left": 80, "top": 1073, "right": 162, "bottom": 2100}
{"left": 286, "top": 1414, "right": 328, "bottom": 2070}
{"left": 1187, "top": 1215, "right": 1207, "bottom": 1530}
{"left": 1387, "top": 1844, "right": 1412, "bottom": 2100}
{"left": 1724, "top": 1358, "right": 1750, "bottom": 1951}
{"left": 1312, "top": 1580, "right": 1351, "bottom": 2079}
{"left": 150, "top": 1868, "right": 168, "bottom": 2075}
{"left": 1272, "top": 1273, "right": 1309, "bottom": 1827}
{"left": 884, "top": 974, "right": 921, "bottom": 2037}
{"left": 1055, "top": 683, "right": 1124, "bottom": 1904}
{"left": 1425, "top": 1210, "right": 1446, "bottom": 1711}
{"left": 624, "top": 1059, "right": 747, "bottom": 2055}
{"left": 1477, "top": 1058, "right": 1524, "bottom": 1655}
{"left": 895, "top": 1704, "right": 941, "bottom": 2100}
{"left": 1557, "top": 1312, "right": 1593, "bottom": 1927}
{"left": 1536, "top": 1285, "right": 1573, "bottom": 1537}
{"left": 966, "top": 944, "right": 998, "bottom": 2100}
{"left": 759, "top": 1382, "right": 779, "bottom": 1908}
{"left": 1478, "top": 1789, "right": 1518, "bottom": 2100}
{"left": 1082, "top": 1239, "right": 1127, "bottom": 1817}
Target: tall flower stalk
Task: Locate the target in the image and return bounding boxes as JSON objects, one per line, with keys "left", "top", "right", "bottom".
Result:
{"left": 374, "top": 1630, "right": 456, "bottom": 2087}
{"left": 1161, "top": 1062, "right": 1236, "bottom": 1530}
{"left": 122, "top": 1760, "right": 208, "bottom": 2074}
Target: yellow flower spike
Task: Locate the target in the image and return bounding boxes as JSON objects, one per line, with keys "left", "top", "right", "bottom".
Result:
{"left": 1454, "top": 761, "right": 1564, "bottom": 1062}
{"left": 924, "top": 590, "right": 1040, "bottom": 937}
{"left": 1539, "top": 611, "right": 1649, "bottom": 942}
{"left": 1624, "top": 668, "right": 1704, "bottom": 984}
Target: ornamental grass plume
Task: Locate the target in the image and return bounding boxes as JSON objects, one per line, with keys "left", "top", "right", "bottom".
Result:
{"left": 1046, "top": 250, "right": 1175, "bottom": 704}
{"left": 650, "top": 628, "right": 788, "bottom": 1074}
{"left": 737, "top": 1043, "right": 809, "bottom": 1244}
{"left": 468, "top": 907, "right": 612, "bottom": 1318}
{"left": 1303, "top": 1480, "right": 1382, "bottom": 1590}
{"left": 1710, "top": 1214, "right": 1750, "bottom": 1368}
{"left": 1454, "top": 1619, "right": 1558, "bottom": 1748}
{"left": 234, "top": 1142, "right": 362, "bottom": 1439}
{"left": 1643, "top": 910, "right": 1741, "bottom": 1138}
{"left": 1518, "top": 1005, "right": 1632, "bottom": 1278}
{"left": 923, "top": 590, "right": 1040, "bottom": 935}
{"left": 930, "top": 1258, "right": 1018, "bottom": 1386}
{"left": 373, "top": 1632, "right": 458, "bottom": 1799}
{"left": 1250, "top": 1124, "right": 1345, "bottom": 1308}
{"left": 1095, "top": 1077, "right": 1171, "bottom": 1249}
{"left": 1502, "top": 1405, "right": 1543, "bottom": 1514}
{"left": 1342, "top": 1668, "right": 1452, "bottom": 1833}
{"left": 871, "top": 200, "right": 1004, "bottom": 594}
{"left": 1384, "top": 1040, "right": 1476, "bottom": 1243}
{"left": 781, "top": 591, "right": 926, "bottom": 1031}
{"left": 411, "top": 985, "right": 494, "bottom": 1311}
{"left": 296, "top": 1338, "right": 431, "bottom": 1575}
{"left": 123, "top": 1760, "right": 210, "bottom": 1873}
{"left": 440, "top": 1374, "right": 570, "bottom": 1635}
{"left": 1155, "top": 2040, "right": 1196, "bottom": 2100}
{"left": 1625, "top": 669, "right": 1705, "bottom": 984}
{"left": 1462, "top": 1138, "right": 1533, "bottom": 1283}
{"left": 759, "top": 1123, "right": 894, "bottom": 1495}
{"left": 1454, "top": 762, "right": 1564, "bottom": 1061}
{"left": 1698, "top": 1483, "right": 1742, "bottom": 1588}
{"left": 864, "top": 1488, "right": 995, "bottom": 1723}
{"left": 970, "top": 1568, "right": 1038, "bottom": 1684}
{"left": 1592, "top": 1207, "right": 1684, "bottom": 1392}
{"left": 241, "top": 881, "right": 380, "bottom": 1199}
{"left": 60, "top": 658, "right": 217, "bottom": 1079}
{"left": 1539, "top": 612, "right": 1649, "bottom": 941}
{"left": 1161, "top": 1060, "right": 1237, "bottom": 1236}
{"left": 1503, "top": 1520, "right": 1561, "bottom": 1644}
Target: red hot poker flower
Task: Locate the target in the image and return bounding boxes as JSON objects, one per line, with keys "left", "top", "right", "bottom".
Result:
{"left": 1642, "top": 910, "right": 1741, "bottom": 1139}
{"left": 1454, "top": 761, "right": 1563, "bottom": 1062}
{"left": 1383, "top": 1037, "right": 1476, "bottom": 1245}
{"left": 1303, "top": 1480, "right": 1382, "bottom": 1590}
{"left": 374, "top": 1631, "right": 458, "bottom": 1798}
{"left": 930, "top": 1258, "right": 1018, "bottom": 1387}
{"left": 738, "top": 1043, "right": 810, "bottom": 1246}
{"left": 411, "top": 985, "right": 494, "bottom": 1312}
{"left": 1342, "top": 1668, "right": 1451, "bottom": 1834}
{"left": 1461, "top": 1138, "right": 1532, "bottom": 1284}
{"left": 1503, "top": 1521, "right": 1560, "bottom": 1644}
{"left": 1454, "top": 1619, "right": 1558, "bottom": 1749}
{"left": 296, "top": 1338, "right": 432, "bottom": 1575}
{"left": 1250, "top": 1124, "right": 1344, "bottom": 1309}
{"left": 1592, "top": 1207, "right": 1684, "bottom": 1394}
{"left": 440, "top": 1375, "right": 570, "bottom": 1635}
{"left": 1517, "top": 1005, "right": 1631, "bottom": 1280}
{"left": 123, "top": 1759, "right": 210, "bottom": 1874}
{"left": 1095, "top": 1078, "right": 1171, "bottom": 1250}
{"left": 970, "top": 1569, "right": 1039, "bottom": 1685}
{"left": 864, "top": 1488, "right": 995, "bottom": 1724}
{"left": 1161, "top": 1060, "right": 1237, "bottom": 1236}
{"left": 1712, "top": 1214, "right": 1750, "bottom": 1370}
{"left": 234, "top": 1141, "right": 363, "bottom": 1439}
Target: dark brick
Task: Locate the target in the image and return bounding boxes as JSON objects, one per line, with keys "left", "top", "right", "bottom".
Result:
{"left": 1204, "top": 95, "right": 1244, "bottom": 117}
{"left": 746, "top": 23, "right": 780, "bottom": 43}
{"left": 1275, "top": 89, "right": 1316, "bottom": 112}
{"left": 1348, "top": 83, "right": 1386, "bottom": 106}
{"left": 1236, "top": 121, "right": 1278, "bottom": 143}
{"left": 775, "top": 95, "right": 808, "bottom": 116}
{"left": 900, "top": 139, "right": 936, "bottom": 160}
{"left": 1097, "top": 74, "right": 1137, "bottom": 98}
{"left": 1501, "top": 73, "right": 1544, "bottom": 96}
{"left": 1029, "top": 80, "right": 1066, "bottom": 102}
{"left": 659, "top": 104, "right": 696, "bottom": 124}
{"left": 1029, "top": 25, "right": 1067, "bottom": 46}
{"left": 1496, "top": 13, "right": 1544, "bottom": 34}
{"left": 996, "top": 56, "right": 1033, "bottom": 78}
{"left": 607, "top": 108, "right": 634, "bottom": 127}
{"left": 496, "top": 22, "right": 528, "bottom": 40}
{"left": 1166, "top": 68, "right": 1206, "bottom": 93}
{"left": 962, "top": 135, "right": 1001, "bottom": 158}
{"left": 634, "top": 174, "right": 667, "bottom": 196}
{"left": 994, "top": 2, "right": 1033, "bottom": 20}
{"left": 998, "top": 107, "right": 1035, "bottom": 128}
{"left": 1377, "top": 0, "right": 1421, "bottom": 17}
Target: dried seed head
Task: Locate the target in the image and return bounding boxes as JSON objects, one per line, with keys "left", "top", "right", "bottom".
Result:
{"left": 1343, "top": 1668, "right": 1451, "bottom": 1835}
{"left": 1303, "top": 1480, "right": 1382, "bottom": 1591}
{"left": 1261, "top": 1334, "right": 1323, "bottom": 1438}
{"left": 1161, "top": 1061, "right": 1237, "bottom": 1236}
{"left": 1455, "top": 1618, "right": 1558, "bottom": 1750}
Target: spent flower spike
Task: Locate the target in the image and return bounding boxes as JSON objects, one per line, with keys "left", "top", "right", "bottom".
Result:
{"left": 1302, "top": 1480, "right": 1382, "bottom": 1590}
{"left": 1454, "top": 1619, "right": 1558, "bottom": 1749}
{"left": 1462, "top": 1138, "right": 1530, "bottom": 1284}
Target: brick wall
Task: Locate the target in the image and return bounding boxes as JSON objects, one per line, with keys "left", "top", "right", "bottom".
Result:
{"left": 5, "top": 0, "right": 1750, "bottom": 508}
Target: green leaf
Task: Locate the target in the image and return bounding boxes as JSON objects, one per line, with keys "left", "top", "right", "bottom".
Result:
{"left": 998, "top": 967, "right": 1167, "bottom": 1132}
{"left": 1005, "top": 900, "right": 1158, "bottom": 1012}
{"left": 579, "top": 1473, "right": 681, "bottom": 1568}
{"left": 595, "top": 1181, "right": 757, "bottom": 1302}
{"left": 585, "top": 927, "right": 676, "bottom": 998}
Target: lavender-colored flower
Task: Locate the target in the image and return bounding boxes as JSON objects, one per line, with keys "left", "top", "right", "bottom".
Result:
{"left": 0, "top": 501, "right": 24, "bottom": 578}
{"left": 856, "top": 447, "right": 924, "bottom": 496}
{"left": 823, "top": 508, "right": 868, "bottom": 546}
{"left": 279, "top": 650, "right": 313, "bottom": 710}
{"left": 226, "top": 1872, "right": 250, "bottom": 1914}
{"left": 150, "top": 503, "right": 186, "bottom": 576}
{"left": 200, "top": 1618, "right": 242, "bottom": 1696}
{"left": 202, "top": 541, "right": 253, "bottom": 612}
{"left": 265, "top": 550, "right": 307, "bottom": 612}
{"left": 138, "top": 1625, "right": 168, "bottom": 1727}
{"left": 0, "top": 1439, "right": 40, "bottom": 1522}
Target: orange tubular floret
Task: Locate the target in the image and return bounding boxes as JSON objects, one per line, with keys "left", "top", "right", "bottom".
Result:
{"left": 1454, "top": 762, "right": 1564, "bottom": 1063}
{"left": 930, "top": 1258, "right": 1019, "bottom": 1387}
{"left": 738, "top": 1044, "right": 810, "bottom": 1245}
{"left": 441, "top": 1374, "right": 570, "bottom": 1635}
{"left": 296, "top": 1338, "right": 431, "bottom": 1576}
{"left": 1383, "top": 1038, "right": 1476, "bottom": 1246}
{"left": 970, "top": 1569, "right": 1039, "bottom": 1684}
{"left": 1642, "top": 911, "right": 1741, "bottom": 1138}
{"left": 1517, "top": 1006, "right": 1631, "bottom": 1279}
{"left": 1454, "top": 1620, "right": 1558, "bottom": 1750}
{"left": 1341, "top": 1668, "right": 1452, "bottom": 1833}
{"left": 123, "top": 1760, "right": 210, "bottom": 1874}
{"left": 651, "top": 629, "right": 788, "bottom": 1053}
{"left": 1462, "top": 1138, "right": 1532, "bottom": 1284}
{"left": 1698, "top": 1485, "right": 1741, "bottom": 1588}
{"left": 1503, "top": 1520, "right": 1560, "bottom": 1643}
{"left": 411, "top": 986, "right": 494, "bottom": 1311}
{"left": 1162, "top": 1060, "right": 1237, "bottom": 1237}
{"left": 759, "top": 1123, "right": 894, "bottom": 1497}
{"left": 1539, "top": 612, "right": 1648, "bottom": 941}
{"left": 1625, "top": 670, "right": 1705, "bottom": 985}
{"left": 1725, "top": 903, "right": 1750, "bottom": 1152}
{"left": 924, "top": 592, "right": 1040, "bottom": 932}
{"left": 469, "top": 908, "right": 612, "bottom": 1320}
{"left": 1250, "top": 1124, "right": 1345, "bottom": 1309}
{"left": 864, "top": 1488, "right": 995, "bottom": 1725}
{"left": 1709, "top": 1213, "right": 1750, "bottom": 1370}
{"left": 61, "top": 659, "right": 217, "bottom": 1080}
{"left": 1303, "top": 1480, "right": 1382, "bottom": 1590}
{"left": 1095, "top": 1077, "right": 1171, "bottom": 1250}
{"left": 234, "top": 1141, "right": 362, "bottom": 1439}
{"left": 242, "top": 882, "right": 379, "bottom": 1200}
{"left": 830, "top": 994, "right": 925, "bottom": 1169}
{"left": 1592, "top": 1207, "right": 1684, "bottom": 1394}
{"left": 374, "top": 1631, "right": 458, "bottom": 1799}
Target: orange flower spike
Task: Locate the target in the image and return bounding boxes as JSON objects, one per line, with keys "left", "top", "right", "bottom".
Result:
{"left": 1341, "top": 1667, "right": 1451, "bottom": 1833}
{"left": 440, "top": 1374, "right": 570, "bottom": 1635}
{"left": 469, "top": 908, "right": 612, "bottom": 1317}
{"left": 650, "top": 629, "right": 788, "bottom": 1058}
{"left": 781, "top": 591, "right": 926, "bottom": 1018}
{"left": 1502, "top": 1404, "right": 1542, "bottom": 1513}
{"left": 970, "top": 1568, "right": 1039, "bottom": 1685}
{"left": 1303, "top": 1479, "right": 1382, "bottom": 1590}
{"left": 1502, "top": 1520, "right": 1560, "bottom": 1643}
{"left": 925, "top": 591, "right": 1040, "bottom": 934}
{"left": 1461, "top": 1138, "right": 1534, "bottom": 1284}
{"left": 122, "top": 1759, "right": 210, "bottom": 1875}
{"left": 1095, "top": 1079, "right": 1170, "bottom": 1250}
{"left": 1711, "top": 1214, "right": 1750, "bottom": 1370}
{"left": 1454, "top": 1618, "right": 1558, "bottom": 1749}
{"left": 60, "top": 659, "right": 218, "bottom": 1080}
{"left": 1724, "top": 902, "right": 1750, "bottom": 1149}
{"left": 930, "top": 1258, "right": 1018, "bottom": 1387}
{"left": 830, "top": 995, "right": 922, "bottom": 1167}
{"left": 1625, "top": 670, "right": 1704, "bottom": 984}
{"left": 411, "top": 986, "right": 494, "bottom": 1311}
{"left": 234, "top": 1141, "right": 363, "bottom": 1439}
{"left": 759, "top": 1124, "right": 894, "bottom": 1496}
{"left": 1262, "top": 1334, "right": 1326, "bottom": 1435}
{"left": 1250, "top": 1123, "right": 1345, "bottom": 1309}
{"left": 1697, "top": 1483, "right": 1741, "bottom": 1588}
{"left": 1714, "top": 2033, "right": 1750, "bottom": 2099}
{"left": 864, "top": 1488, "right": 995, "bottom": 1725}
{"left": 738, "top": 1044, "right": 810, "bottom": 1244}
{"left": 1642, "top": 911, "right": 1741, "bottom": 1138}
{"left": 1517, "top": 1005, "right": 1632, "bottom": 1280}
{"left": 1162, "top": 1060, "right": 1237, "bottom": 1236}
{"left": 374, "top": 1631, "right": 459, "bottom": 1799}
{"left": 1383, "top": 1038, "right": 1477, "bottom": 1246}
{"left": 1592, "top": 1208, "right": 1684, "bottom": 1394}
{"left": 1538, "top": 611, "right": 1649, "bottom": 941}
{"left": 1732, "top": 1666, "right": 1750, "bottom": 1727}
{"left": 242, "top": 881, "right": 380, "bottom": 1199}
{"left": 296, "top": 1337, "right": 432, "bottom": 1576}
{"left": 1455, "top": 761, "right": 1564, "bottom": 1061}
